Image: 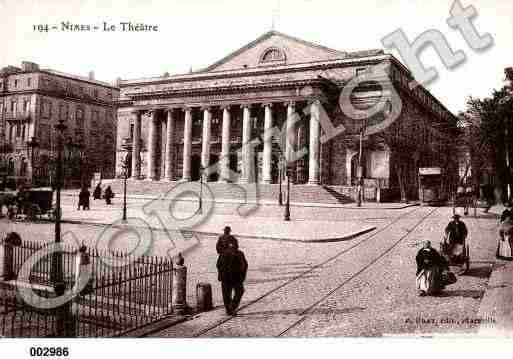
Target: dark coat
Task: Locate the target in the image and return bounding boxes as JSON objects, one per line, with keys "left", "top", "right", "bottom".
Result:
{"left": 416, "top": 247, "right": 448, "bottom": 275}
{"left": 501, "top": 209, "right": 512, "bottom": 222}
{"left": 104, "top": 187, "right": 114, "bottom": 199}
{"left": 216, "top": 234, "right": 239, "bottom": 255}
{"left": 444, "top": 220, "right": 468, "bottom": 244}
{"left": 79, "top": 189, "right": 90, "bottom": 206}
{"left": 93, "top": 185, "right": 102, "bottom": 199}
{"left": 217, "top": 248, "right": 248, "bottom": 284}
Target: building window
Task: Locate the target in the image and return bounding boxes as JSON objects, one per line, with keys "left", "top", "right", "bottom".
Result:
{"left": 93, "top": 89, "right": 98, "bottom": 98}
{"left": 129, "top": 123, "right": 134, "bottom": 140}
{"left": 356, "top": 67, "right": 369, "bottom": 76}
{"left": 14, "top": 79, "right": 18, "bottom": 88}
{"left": 23, "top": 100, "right": 30, "bottom": 113}
{"left": 76, "top": 108, "right": 84, "bottom": 129}
{"left": 260, "top": 47, "right": 285, "bottom": 63}
{"left": 27, "top": 78, "right": 32, "bottom": 87}
{"left": 11, "top": 101, "right": 17, "bottom": 112}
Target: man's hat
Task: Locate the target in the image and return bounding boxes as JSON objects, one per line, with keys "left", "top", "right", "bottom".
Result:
{"left": 224, "top": 226, "right": 231, "bottom": 232}
{"left": 452, "top": 214, "right": 461, "bottom": 219}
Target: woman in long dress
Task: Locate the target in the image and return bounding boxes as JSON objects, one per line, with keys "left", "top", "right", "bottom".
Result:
{"left": 416, "top": 240, "right": 449, "bottom": 296}
{"left": 497, "top": 218, "right": 513, "bottom": 260}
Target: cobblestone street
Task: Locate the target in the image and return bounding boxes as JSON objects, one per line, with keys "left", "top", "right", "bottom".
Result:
{"left": 0, "top": 197, "right": 500, "bottom": 337}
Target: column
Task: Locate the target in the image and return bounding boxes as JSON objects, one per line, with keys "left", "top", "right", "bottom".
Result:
{"left": 146, "top": 110, "right": 158, "bottom": 180}
{"left": 346, "top": 149, "right": 357, "bottom": 185}
{"left": 285, "top": 101, "right": 295, "bottom": 164}
{"left": 182, "top": 107, "right": 192, "bottom": 181}
{"left": 240, "top": 105, "right": 252, "bottom": 183}
{"left": 161, "top": 119, "right": 166, "bottom": 179}
{"left": 164, "top": 108, "right": 175, "bottom": 181}
{"left": 262, "top": 103, "right": 273, "bottom": 184}
{"left": 131, "top": 110, "right": 142, "bottom": 179}
{"left": 220, "top": 106, "right": 231, "bottom": 182}
{"left": 201, "top": 106, "right": 212, "bottom": 181}
{"left": 308, "top": 100, "right": 321, "bottom": 185}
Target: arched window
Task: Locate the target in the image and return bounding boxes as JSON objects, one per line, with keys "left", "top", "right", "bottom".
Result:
{"left": 260, "top": 47, "right": 286, "bottom": 63}
{"left": 8, "top": 158, "right": 15, "bottom": 176}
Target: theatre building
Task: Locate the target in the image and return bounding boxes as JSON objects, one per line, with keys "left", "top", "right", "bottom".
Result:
{"left": 116, "top": 31, "right": 458, "bottom": 201}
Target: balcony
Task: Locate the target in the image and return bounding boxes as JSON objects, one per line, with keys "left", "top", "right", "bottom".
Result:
{"left": 4, "top": 111, "right": 31, "bottom": 122}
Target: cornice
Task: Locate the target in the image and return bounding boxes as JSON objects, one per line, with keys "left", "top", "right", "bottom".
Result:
{"left": 0, "top": 89, "right": 116, "bottom": 108}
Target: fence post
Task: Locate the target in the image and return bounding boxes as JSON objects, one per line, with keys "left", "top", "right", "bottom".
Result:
{"left": 2, "top": 232, "right": 21, "bottom": 281}
{"left": 172, "top": 253, "right": 188, "bottom": 315}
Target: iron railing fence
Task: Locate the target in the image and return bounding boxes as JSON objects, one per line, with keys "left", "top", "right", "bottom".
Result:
{"left": 0, "top": 238, "right": 174, "bottom": 337}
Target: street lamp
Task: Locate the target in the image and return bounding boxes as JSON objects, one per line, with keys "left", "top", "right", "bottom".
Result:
{"left": 284, "top": 164, "right": 291, "bottom": 221}
{"left": 198, "top": 165, "right": 204, "bottom": 214}
{"left": 121, "top": 153, "right": 129, "bottom": 222}
{"left": 278, "top": 154, "right": 284, "bottom": 206}
{"left": 356, "top": 120, "right": 367, "bottom": 207}
{"left": 51, "top": 119, "right": 78, "bottom": 337}
{"left": 26, "top": 136, "right": 39, "bottom": 187}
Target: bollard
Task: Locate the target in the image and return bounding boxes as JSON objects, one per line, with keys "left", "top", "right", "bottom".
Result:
{"left": 196, "top": 282, "right": 213, "bottom": 312}
{"left": 3, "top": 232, "right": 21, "bottom": 281}
{"left": 172, "top": 253, "right": 189, "bottom": 315}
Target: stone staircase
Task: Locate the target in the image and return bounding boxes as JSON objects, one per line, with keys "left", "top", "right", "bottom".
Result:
{"left": 101, "top": 179, "right": 357, "bottom": 205}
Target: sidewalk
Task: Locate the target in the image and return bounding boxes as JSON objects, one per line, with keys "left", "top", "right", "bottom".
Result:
{"left": 478, "top": 260, "right": 513, "bottom": 336}
{"left": 61, "top": 203, "right": 376, "bottom": 242}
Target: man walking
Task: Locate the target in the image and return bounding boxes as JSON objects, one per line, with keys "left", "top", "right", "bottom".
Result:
{"left": 216, "top": 226, "right": 238, "bottom": 254}
{"left": 216, "top": 226, "right": 247, "bottom": 316}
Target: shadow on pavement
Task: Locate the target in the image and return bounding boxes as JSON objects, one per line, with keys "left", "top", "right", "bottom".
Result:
{"left": 437, "top": 289, "right": 484, "bottom": 299}
{"left": 462, "top": 265, "right": 493, "bottom": 279}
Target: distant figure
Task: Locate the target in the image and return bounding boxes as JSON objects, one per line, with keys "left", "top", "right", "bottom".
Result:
{"left": 498, "top": 217, "right": 513, "bottom": 260}
{"left": 104, "top": 186, "right": 114, "bottom": 205}
{"left": 500, "top": 203, "right": 512, "bottom": 223}
{"left": 463, "top": 183, "right": 474, "bottom": 216}
{"left": 443, "top": 214, "right": 468, "bottom": 263}
{"left": 93, "top": 183, "right": 102, "bottom": 200}
{"left": 217, "top": 243, "right": 248, "bottom": 316}
{"left": 216, "top": 226, "right": 239, "bottom": 255}
{"left": 416, "top": 240, "right": 449, "bottom": 296}
{"left": 78, "top": 187, "right": 90, "bottom": 210}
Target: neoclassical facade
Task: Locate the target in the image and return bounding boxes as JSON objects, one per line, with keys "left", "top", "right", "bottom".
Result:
{"left": 116, "top": 31, "right": 458, "bottom": 198}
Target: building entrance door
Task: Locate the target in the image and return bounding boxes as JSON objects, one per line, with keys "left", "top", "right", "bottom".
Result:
{"left": 191, "top": 154, "right": 201, "bottom": 181}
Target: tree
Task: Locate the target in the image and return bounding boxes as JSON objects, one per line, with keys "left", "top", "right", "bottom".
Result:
{"left": 462, "top": 87, "right": 513, "bottom": 203}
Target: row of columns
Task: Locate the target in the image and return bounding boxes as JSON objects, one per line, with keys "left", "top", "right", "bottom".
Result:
{"left": 130, "top": 100, "right": 321, "bottom": 185}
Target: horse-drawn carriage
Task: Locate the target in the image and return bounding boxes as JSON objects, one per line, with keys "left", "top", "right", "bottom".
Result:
{"left": 3, "top": 188, "right": 54, "bottom": 221}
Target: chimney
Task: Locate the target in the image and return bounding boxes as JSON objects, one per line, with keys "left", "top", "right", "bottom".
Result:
{"left": 505, "top": 67, "right": 513, "bottom": 82}
{"left": 21, "top": 61, "right": 39, "bottom": 72}
{"left": 88, "top": 71, "right": 95, "bottom": 80}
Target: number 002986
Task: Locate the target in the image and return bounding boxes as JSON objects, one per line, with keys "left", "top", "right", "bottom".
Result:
{"left": 29, "top": 347, "right": 69, "bottom": 357}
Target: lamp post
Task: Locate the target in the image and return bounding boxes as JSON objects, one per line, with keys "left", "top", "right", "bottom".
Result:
{"left": 51, "top": 119, "right": 71, "bottom": 336}
{"left": 122, "top": 153, "right": 129, "bottom": 222}
{"left": 278, "top": 154, "right": 284, "bottom": 206}
{"left": 284, "top": 165, "right": 291, "bottom": 221}
{"left": 356, "top": 118, "right": 368, "bottom": 207}
{"left": 26, "top": 136, "right": 39, "bottom": 187}
{"left": 199, "top": 165, "right": 204, "bottom": 214}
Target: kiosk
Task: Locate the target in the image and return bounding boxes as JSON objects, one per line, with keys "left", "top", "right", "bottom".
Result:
{"left": 418, "top": 167, "right": 444, "bottom": 206}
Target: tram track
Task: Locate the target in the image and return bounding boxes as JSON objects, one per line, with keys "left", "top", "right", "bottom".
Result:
{"left": 276, "top": 206, "right": 439, "bottom": 336}
{"left": 192, "top": 205, "right": 430, "bottom": 337}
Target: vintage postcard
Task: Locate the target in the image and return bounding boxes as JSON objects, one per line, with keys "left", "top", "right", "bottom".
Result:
{"left": 0, "top": 0, "right": 512, "bottom": 357}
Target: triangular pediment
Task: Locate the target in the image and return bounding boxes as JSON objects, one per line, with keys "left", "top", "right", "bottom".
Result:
{"left": 203, "top": 31, "right": 347, "bottom": 72}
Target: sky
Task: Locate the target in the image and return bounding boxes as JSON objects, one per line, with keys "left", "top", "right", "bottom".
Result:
{"left": 0, "top": 0, "right": 511, "bottom": 114}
